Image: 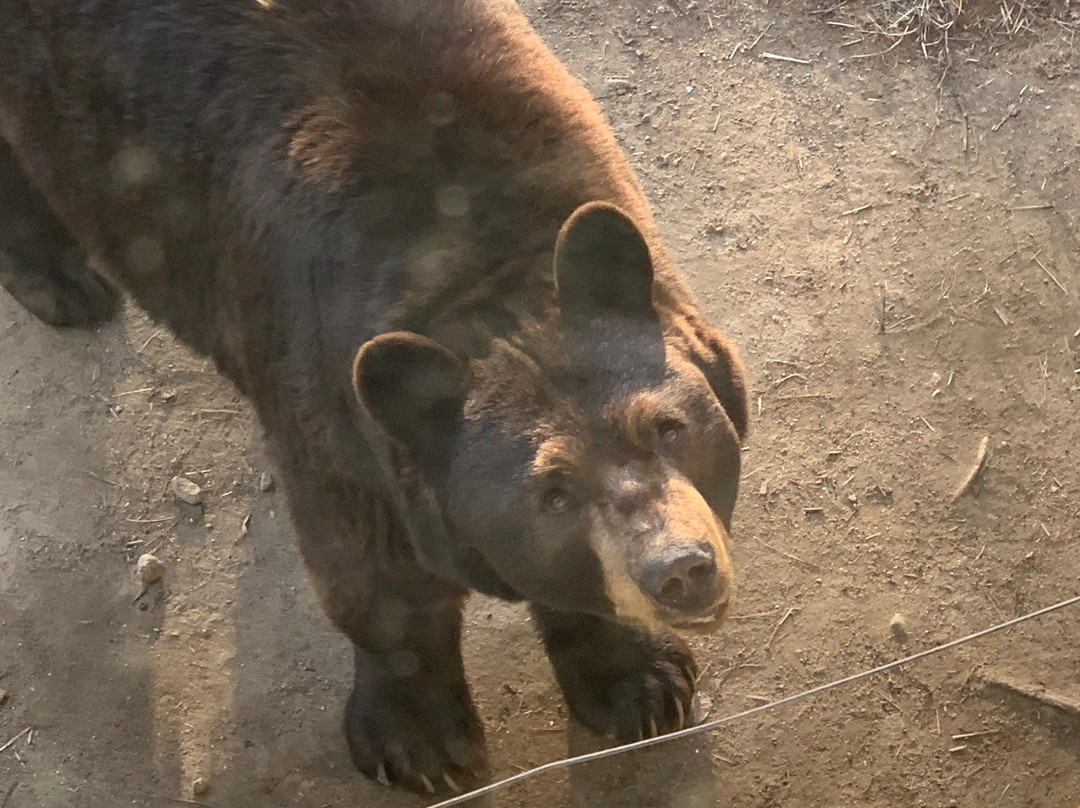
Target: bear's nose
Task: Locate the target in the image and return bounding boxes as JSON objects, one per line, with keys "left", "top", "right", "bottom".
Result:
{"left": 640, "top": 543, "right": 722, "bottom": 615}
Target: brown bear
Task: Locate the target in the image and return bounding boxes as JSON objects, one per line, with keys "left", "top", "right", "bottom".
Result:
{"left": 0, "top": 0, "right": 748, "bottom": 795}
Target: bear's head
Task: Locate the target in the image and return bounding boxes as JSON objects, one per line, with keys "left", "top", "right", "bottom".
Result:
{"left": 353, "top": 202, "right": 747, "bottom": 632}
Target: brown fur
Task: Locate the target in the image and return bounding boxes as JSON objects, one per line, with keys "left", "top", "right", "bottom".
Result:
{"left": 0, "top": 0, "right": 748, "bottom": 794}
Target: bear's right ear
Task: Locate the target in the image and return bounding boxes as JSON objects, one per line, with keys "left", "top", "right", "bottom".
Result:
{"left": 555, "top": 202, "right": 655, "bottom": 319}
{"left": 352, "top": 332, "right": 469, "bottom": 466}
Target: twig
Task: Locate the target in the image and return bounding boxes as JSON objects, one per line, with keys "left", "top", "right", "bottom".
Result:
{"left": 1031, "top": 254, "right": 1068, "bottom": 294}
{"left": 764, "top": 607, "right": 798, "bottom": 650}
{"left": 730, "top": 610, "right": 781, "bottom": 621}
{"left": 847, "top": 36, "right": 908, "bottom": 60}
{"left": 769, "top": 373, "right": 807, "bottom": 389}
{"left": 981, "top": 673, "right": 1080, "bottom": 717}
{"left": 760, "top": 52, "right": 811, "bottom": 64}
{"left": 137, "top": 332, "right": 162, "bottom": 353}
{"left": 842, "top": 203, "right": 874, "bottom": 216}
{"left": 1008, "top": 203, "right": 1054, "bottom": 211}
{"left": 952, "top": 436, "right": 990, "bottom": 502}
{"left": 746, "top": 23, "right": 773, "bottom": 53}
{"left": 952, "top": 730, "right": 998, "bottom": 740}
{"left": 0, "top": 727, "right": 31, "bottom": 754}
{"left": 87, "top": 470, "right": 121, "bottom": 488}
{"left": 112, "top": 387, "right": 155, "bottom": 398}
{"left": 956, "top": 97, "right": 970, "bottom": 155}
{"left": 991, "top": 98, "right": 1022, "bottom": 132}
{"left": 775, "top": 392, "right": 834, "bottom": 401}
{"left": 755, "top": 537, "right": 821, "bottom": 570}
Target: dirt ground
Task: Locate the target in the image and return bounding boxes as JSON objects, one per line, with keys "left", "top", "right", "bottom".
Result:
{"left": 2, "top": 0, "right": 1079, "bottom": 806}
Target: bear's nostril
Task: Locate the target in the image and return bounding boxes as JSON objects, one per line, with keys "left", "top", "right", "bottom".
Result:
{"left": 658, "top": 576, "right": 685, "bottom": 603}
{"left": 686, "top": 561, "right": 713, "bottom": 588}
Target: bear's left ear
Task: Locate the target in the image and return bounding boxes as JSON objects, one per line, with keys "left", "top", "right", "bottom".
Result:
{"left": 352, "top": 332, "right": 469, "bottom": 468}
{"left": 555, "top": 202, "right": 655, "bottom": 319}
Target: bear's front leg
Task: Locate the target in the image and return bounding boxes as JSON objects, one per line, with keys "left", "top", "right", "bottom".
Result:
{"left": 344, "top": 588, "right": 487, "bottom": 795}
{"left": 277, "top": 461, "right": 487, "bottom": 795}
{"left": 532, "top": 606, "right": 698, "bottom": 742}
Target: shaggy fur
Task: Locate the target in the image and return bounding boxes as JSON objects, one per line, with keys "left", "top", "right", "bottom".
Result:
{"left": 0, "top": 0, "right": 748, "bottom": 794}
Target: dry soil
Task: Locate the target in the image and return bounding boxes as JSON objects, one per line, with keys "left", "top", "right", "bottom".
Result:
{"left": 1, "top": 1, "right": 1078, "bottom": 806}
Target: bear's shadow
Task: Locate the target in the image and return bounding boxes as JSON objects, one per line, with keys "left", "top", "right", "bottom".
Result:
{"left": 562, "top": 721, "right": 717, "bottom": 808}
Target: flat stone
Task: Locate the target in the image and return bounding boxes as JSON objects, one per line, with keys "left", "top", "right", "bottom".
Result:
{"left": 171, "top": 475, "right": 202, "bottom": 505}
{"left": 136, "top": 554, "right": 166, "bottom": 585}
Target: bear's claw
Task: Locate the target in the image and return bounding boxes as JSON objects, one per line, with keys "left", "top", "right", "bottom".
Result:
{"left": 534, "top": 609, "right": 699, "bottom": 744}
{"left": 345, "top": 678, "right": 487, "bottom": 795}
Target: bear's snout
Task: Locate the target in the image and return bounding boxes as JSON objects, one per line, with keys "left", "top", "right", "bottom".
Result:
{"left": 638, "top": 541, "right": 724, "bottom": 616}
{"left": 593, "top": 469, "right": 735, "bottom": 631}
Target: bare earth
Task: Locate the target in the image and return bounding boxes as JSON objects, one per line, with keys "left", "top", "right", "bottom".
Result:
{"left": 1, "top": 1, "right": 1078, "bottom": 806}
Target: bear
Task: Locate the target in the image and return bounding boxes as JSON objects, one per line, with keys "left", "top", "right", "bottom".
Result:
{"left": 0, "top": 0, "right": 748, "bottom": 795}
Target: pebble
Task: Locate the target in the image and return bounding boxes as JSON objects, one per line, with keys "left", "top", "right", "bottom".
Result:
{"left": 192, "top": 778, "right": 211, "bottom": 796}
{"left": 136, "top": 553, "right": 166, "bottom": 585}
{"left": 0, "top": 689, "right": 8, "bottom": 707}
{"left": 889, "top": 612, "right": 909, "bottom": 643}
{"left": 259, "top": 472, "right": 275, "bottom": 493}
{"left": 171, "top": 475, "right": 203, "bottom": 505}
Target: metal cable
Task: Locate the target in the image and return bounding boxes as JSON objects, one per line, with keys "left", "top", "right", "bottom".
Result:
{"left": 428, "top": 592, "right": 1080, "bottom": 808}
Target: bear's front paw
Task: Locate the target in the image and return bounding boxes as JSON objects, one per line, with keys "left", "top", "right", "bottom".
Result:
{"left": 539, "top": 612, "right": 698, "bottom": 743}
{"left": 345, "top": 678, "right": 487, "bottom": 795}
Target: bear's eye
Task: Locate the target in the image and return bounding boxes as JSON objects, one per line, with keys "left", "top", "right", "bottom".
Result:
{"left": 656, "top": 418, "right": 685, "bottom": 448}
{"left": 542, "top": 486, "right": 573, "bottom": 514}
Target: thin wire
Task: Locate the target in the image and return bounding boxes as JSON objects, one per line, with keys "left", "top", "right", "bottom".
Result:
{"left": 428, "top": 592, "right": 1080, "bottom": 808}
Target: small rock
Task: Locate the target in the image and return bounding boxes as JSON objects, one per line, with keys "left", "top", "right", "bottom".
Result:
{"left": 136, "top": 553, "right": 166, "bottom": 585}
{"left": 171, "top": 475, "right": 202, "bottom": 505}
{"left": 192, "top": 778, "right": 211, "bottom": 796}
{"left": 259, "top": 472, "right": 275, "bottom": 493}
{"left": 0, "top": 689, "right": 9, "bottom": 707}
{"left": 890, "top": 612, "right": 909, "bottom": 643}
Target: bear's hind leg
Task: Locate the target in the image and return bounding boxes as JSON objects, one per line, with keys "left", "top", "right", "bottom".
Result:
{"left": 0, "top": 139, "right": 120, "bottom": 328}
{"left": 532, "top": 606, "right": 698, "bottom": 742}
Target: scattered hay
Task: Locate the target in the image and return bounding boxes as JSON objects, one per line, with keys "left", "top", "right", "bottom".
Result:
{"left": 830, "top": 0, "right": 1072, "bottom": 60}
{"left": 872, "top": 0, "right": 963, "bottom": 56}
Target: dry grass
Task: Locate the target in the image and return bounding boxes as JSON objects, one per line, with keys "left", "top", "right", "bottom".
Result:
{"left": 872, "top": 0, "right": 962, "bottom": 55}
{"left": 842, "top": 0, "right": 1069, "bottom": 59}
